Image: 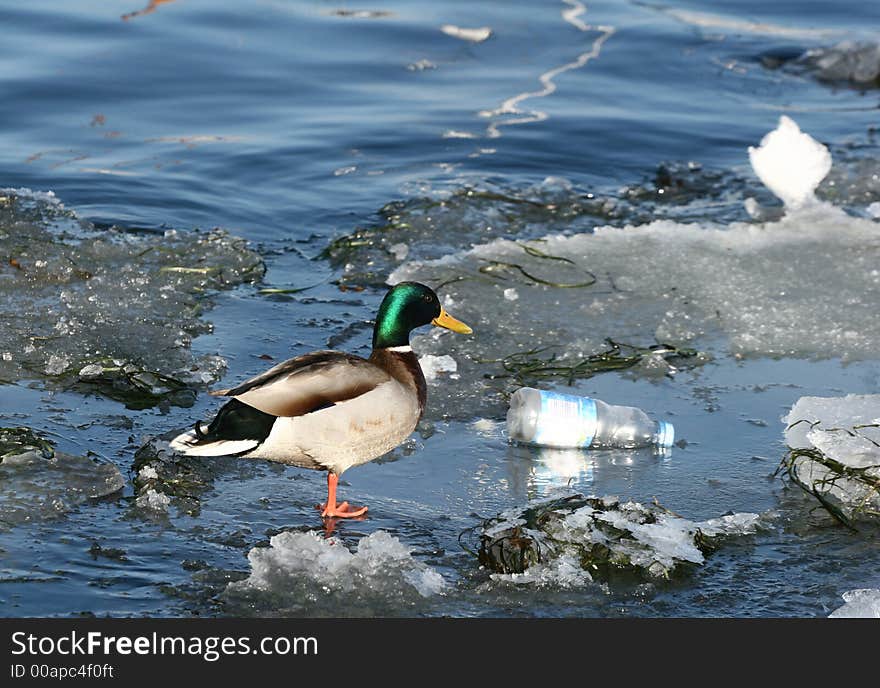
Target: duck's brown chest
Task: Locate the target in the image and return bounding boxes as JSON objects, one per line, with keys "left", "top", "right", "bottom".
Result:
{"left": 370, "top": 348, "right": 427, "bottom": 416}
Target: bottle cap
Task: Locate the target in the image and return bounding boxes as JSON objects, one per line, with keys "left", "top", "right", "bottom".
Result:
{"left": 656, "top": 421, "right": 675, "bottom": 448}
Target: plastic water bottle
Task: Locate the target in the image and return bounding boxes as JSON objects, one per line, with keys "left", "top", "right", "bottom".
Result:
{"left": 506, "top": 387, "right": 675, "bottom": 450}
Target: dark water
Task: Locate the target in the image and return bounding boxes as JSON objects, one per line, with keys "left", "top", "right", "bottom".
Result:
{"left": 1, "top": 0, "right": 880, "bottom": 617}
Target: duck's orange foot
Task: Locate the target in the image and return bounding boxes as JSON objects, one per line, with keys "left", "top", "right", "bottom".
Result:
{"left": 317, "top": 473, "right": 368, "bottom": 521}
{"left": 317, "top": 501, "right": 368, "bottom": 519}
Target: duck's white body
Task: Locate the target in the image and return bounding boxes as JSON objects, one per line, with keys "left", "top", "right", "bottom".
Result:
{"left": 169, "top": 348, "right": 425, "bottom": 476}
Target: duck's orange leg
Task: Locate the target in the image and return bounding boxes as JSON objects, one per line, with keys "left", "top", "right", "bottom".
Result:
{"left": 317, "top": 472, "right": 368, "bottom": 519}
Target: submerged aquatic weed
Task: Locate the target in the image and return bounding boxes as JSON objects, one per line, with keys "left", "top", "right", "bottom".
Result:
{"left": 321, "top": 185, "right": 620, "bottom": 288}
{"left": 0, "top": 426, "right": 55, "bottom": 461}
{"left": 483, "top": 340, "right": 701, "bottom": 387}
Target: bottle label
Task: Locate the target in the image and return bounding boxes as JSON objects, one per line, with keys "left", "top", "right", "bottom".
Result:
{"left": 533, "top": 391, "right": 598, "bottom": 448}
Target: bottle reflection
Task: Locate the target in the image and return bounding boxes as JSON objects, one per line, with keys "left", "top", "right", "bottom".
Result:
{"left": 504, "top": 442, "right": 673, "bottom": 501}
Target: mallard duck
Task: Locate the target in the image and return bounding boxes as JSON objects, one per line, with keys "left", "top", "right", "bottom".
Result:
{"left": 170, "top": 281, "right": 471, "bottom": 520}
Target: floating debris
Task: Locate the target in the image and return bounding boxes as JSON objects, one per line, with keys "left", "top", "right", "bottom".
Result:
{"left": 779, "top": 395, "right": 880, "bottom": 528}
{"left": 471, "top": 493, "right": 761, "bottom": 582}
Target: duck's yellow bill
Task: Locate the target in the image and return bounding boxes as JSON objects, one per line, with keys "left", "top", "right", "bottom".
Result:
{"left": 432, "top": 308, "right": 472, "bottom": 334}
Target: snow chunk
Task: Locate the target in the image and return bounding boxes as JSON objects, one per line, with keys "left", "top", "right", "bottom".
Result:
{"left": 229, "top": 530, "right": 447, "bottom": 599}
{"left": 748, "top": 116, "right": 831, "bottom": 209}
{"left": 829, "top": 589, "right": 880, "bottom": 618}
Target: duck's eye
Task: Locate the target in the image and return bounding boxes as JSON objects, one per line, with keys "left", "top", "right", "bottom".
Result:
{"left": 423, "top": 294, "right": 433, "bottom": 303}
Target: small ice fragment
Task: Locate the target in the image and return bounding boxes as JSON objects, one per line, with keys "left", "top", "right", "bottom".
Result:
{"left": 471, "top": 418, "right": 497, "bottom": 435}
{"left": 503, "top": 288, "right": 519, "bottom": 301}
{"left": 388, "top": 242, "right": 409, "bottom": 261}
{"left": 696, "top": 512, "right": 761, "bottom": 536}
{"left": 829, "top": 589, "right": 880, "bottom": 618}
{"left": 407, "top": 59, "right": 436, "bottom": 71}
{"left": 78, "top": 363, "right": 104, "bottom": 378}
{"left": 748, "top": 115, "right": 831, "bottom": 209}
{"left": 138, "top": 465, "right": 159, "bottom": 481}
{"left": 44, "top": 354, "right": 70, "bottom": 376}
{"left": 782, "top": 395, "right": 880, "bottom": 520}
{"left": 403, "top": 567, "right": 448, "bottom": 597}
{"left": 136, "top": 488, "right": 170, "bottom": 512}
{"left": 0, "top": 187, "right": 60, "bottom": 205}
{"left": 441, "top": 25, "right": 492, "bottom": 42}
{"left": 333, "top": 166, "right": 357, "bottom": 176}
{"left": 419, "top": 354, "right": 458, "bottom": 382}
{"left": 868, "top": 201, "right": 880, "bottom": 219}
{"left": 442, "top": 130, "right": 479, "bottom": 139}
{"left": 744, "top": 197, "right": 761, "bottom": 219}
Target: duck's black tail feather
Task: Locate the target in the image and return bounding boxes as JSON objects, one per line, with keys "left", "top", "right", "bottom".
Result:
{"left": 170, "top": 399, "right": 277, "bottom": 456}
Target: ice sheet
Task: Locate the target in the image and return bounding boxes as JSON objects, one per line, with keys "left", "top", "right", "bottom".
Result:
{"left": 0, "top": 427, "right": 124, "bottom": 531}
{"left": 393, "top": 119, "right": 879, "bottom": 399}
{"left": 0, "top": 190, "right": 263, "bottom": 406}
{"left": 828, "top": 589, "right": 880, "bottom": 618}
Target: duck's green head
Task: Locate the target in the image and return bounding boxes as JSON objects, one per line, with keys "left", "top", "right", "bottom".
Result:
{"left": 373, "top": 281, "right": 472, "bottom": 349}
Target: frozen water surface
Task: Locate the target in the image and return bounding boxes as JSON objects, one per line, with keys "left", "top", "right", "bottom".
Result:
{"left": 0, "top": 190, "right": 263, "bottom": 407}
{"left": 0, "top": 426, "right": 124, "bottom": 532}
